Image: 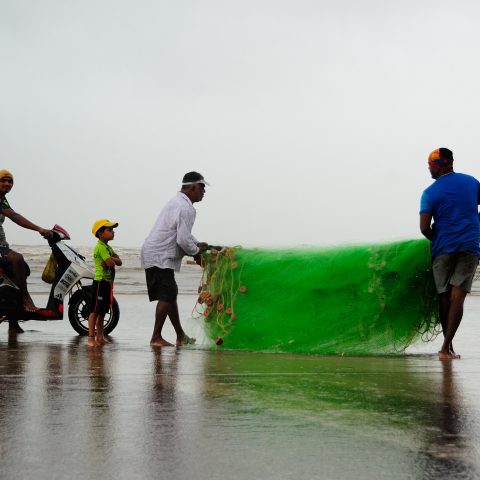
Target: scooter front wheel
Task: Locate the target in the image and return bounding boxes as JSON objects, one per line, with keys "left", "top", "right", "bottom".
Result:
{"left": 68, "top": 289, "right": 120, "bottom": 336}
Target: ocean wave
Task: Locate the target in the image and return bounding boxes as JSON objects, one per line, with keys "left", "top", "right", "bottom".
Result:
{"left": 12, "top": 245, "right": 203, "bottom": 295}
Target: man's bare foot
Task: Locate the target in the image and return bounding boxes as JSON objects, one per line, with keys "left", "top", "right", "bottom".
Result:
{"left": 22, "top": 294, "right": 38, "bottom": 312}
{"left": 95, "top": 336, "right": 112, "bottom": 346}
{"left": 150, "top": 338, "right": 174, "bottom": 347}
{"left": 87, "top": 336, "right": 96, "bottom": 347}
{"left": 439, "top": 350, "right": 459, "bottom": 360}
{"left": 176, "top": 334, "right": 196, "bottom": 346}
{"left": 9, "top": 320, "right": 24, "bottom": 333}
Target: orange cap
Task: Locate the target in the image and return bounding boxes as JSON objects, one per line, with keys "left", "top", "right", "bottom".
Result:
{"left": 428, "top": 148, "right": 453, "bottom": 169}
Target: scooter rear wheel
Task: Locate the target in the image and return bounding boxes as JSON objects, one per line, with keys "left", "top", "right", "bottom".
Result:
{"left": 68, "top": 289, "right": 120, "bottom": 336}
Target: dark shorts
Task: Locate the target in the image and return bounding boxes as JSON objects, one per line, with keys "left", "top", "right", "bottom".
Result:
{"left": 0, "top": 246, "right": 11, "bottom": 268}
{"left": 432, "top": 252, "right": 479, "bottom": 294}
{"left": 145, "top": 267, "right": 178, "bottom": 303}
{"left": 90, "top": 280, "right": 114, "bottom": 315}
{"left": 0, "top": 247, "right": 30, "bottom": 277}
{"left": 0, "top": 245, "right": 9, "bottom": 259}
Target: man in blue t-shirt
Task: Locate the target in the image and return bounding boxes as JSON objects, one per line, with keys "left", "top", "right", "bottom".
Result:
{"left": 420, "top": 148, "right": 480, "bottom": 360}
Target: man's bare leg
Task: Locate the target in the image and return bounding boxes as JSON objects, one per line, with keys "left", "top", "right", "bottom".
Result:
{"left": 6, "top": 250, "right": 37, "bottom": 311}
{"left": 87, "top": 312, "right": 97, "bottom": 347}
{"left": 165, "top": 302, "right": 195, "bottom": 346}
{"left": 438, "top": 291, "right": 457, "bottom": 357}
{"left": 8, "top": 319, "right": 24, "bottom": 333}
{"left": 150, "top": 301, "right": 173, "bottom": 347}
{"left": 439, "top": 286, "right": 467, "bottom": 360}
{"left": 95, "top": 314, "right": 111, "bottom": 345}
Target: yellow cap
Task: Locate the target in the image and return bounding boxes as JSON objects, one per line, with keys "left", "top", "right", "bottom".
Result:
{"left": 92, "top": 219, "right": 118, "bottom": 236}
{"left": 0, "top": 170, "right": 13, "bottom": 182}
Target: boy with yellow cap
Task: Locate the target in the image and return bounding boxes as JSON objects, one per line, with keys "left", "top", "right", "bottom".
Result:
{"left": 0, "top": 169, "right": 52, "bottom": 331}
{"left": 88, "top": 219, "right": 122, "bottom": 347}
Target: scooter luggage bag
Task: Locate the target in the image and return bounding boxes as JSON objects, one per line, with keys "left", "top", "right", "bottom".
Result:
{"left": 41, "top": 253, "right": 57, "bottom": 284}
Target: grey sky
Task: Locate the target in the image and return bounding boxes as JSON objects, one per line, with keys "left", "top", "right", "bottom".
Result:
{"left": 1, "top": 0, "right": 479, "bottom": 248}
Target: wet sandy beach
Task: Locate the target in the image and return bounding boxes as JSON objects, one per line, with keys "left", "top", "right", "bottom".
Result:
{"left": 1, "top": 256, "right": 480, "bottom": 479}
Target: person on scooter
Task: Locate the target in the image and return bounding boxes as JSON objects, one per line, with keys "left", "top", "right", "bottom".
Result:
{"left": 0, "top": 170, "right": 52, "bottom": 328}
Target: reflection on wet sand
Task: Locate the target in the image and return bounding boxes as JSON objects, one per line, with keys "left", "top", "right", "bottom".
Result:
{"left": 148, "top": 350, "right": 181, "bottom": 473}
{"left": 421, "top": 361, "right": 477, "bottom": 478}
{"left": 84, "top": 347, "right": 114, "bottom": 478}
{"left": 1, "top": 333, "right": 480, "bottom": 479}
{"left": 197, "top": 353, "right": 480, "bottom": 479}
{"left": 0, "top": 330, "right": 28, "bottom": 455}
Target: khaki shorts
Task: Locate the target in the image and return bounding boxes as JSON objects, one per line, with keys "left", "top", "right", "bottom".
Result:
{"left": 432, "top": 252, "right": 479, "bottom": 294}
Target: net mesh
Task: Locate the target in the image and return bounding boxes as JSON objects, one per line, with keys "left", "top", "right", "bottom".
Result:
{"left": 194, "top": 239, "right": 440, "bottom": 355}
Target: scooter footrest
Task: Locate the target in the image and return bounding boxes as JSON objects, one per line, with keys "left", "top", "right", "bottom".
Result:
{"left": 28, "top": 309, "right": 63, "bottom": 320}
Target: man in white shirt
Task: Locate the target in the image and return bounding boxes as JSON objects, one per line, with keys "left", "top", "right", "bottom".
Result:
{"left": 141, "top": 171, "right": 209, "bottom": 347}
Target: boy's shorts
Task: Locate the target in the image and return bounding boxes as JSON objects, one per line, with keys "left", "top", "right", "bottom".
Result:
{"left": 90, "top": 280, "right": 114, "bottom": 315}
{"left": 432, "top": 251, "right": 479, "bottom": 294}
{"left": 145, "top": 267, "right": 178, "bottom": 303}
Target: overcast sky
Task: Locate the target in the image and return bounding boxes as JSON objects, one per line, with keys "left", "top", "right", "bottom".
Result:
{"left": 1, "top": 0, "right": 479, "bottom": 248}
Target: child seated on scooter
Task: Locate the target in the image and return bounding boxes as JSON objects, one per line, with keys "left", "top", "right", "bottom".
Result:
{"left": 88, "top": 219, "right": 122, "bottom": 347}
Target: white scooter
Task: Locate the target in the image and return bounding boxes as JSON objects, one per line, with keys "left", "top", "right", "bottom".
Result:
{"left": 0, "top": 225, "right": 120, "bottom": 335}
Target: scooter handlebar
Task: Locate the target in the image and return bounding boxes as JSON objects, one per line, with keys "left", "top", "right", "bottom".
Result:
{"left": 47, "top": 225, "right": 71, "bottom": 246}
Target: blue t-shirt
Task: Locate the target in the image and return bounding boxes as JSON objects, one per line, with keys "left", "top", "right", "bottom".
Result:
{"left": 420, "top": 172, "right": 480, "bottom": 259}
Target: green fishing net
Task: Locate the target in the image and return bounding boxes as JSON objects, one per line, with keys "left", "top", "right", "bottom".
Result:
{"left": 194, "top": 239, "right": 440, "bottom": 355}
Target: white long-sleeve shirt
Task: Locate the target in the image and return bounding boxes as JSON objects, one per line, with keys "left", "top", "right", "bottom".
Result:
{"left": 140, "top": 192, "right": 200, "bottom": 271}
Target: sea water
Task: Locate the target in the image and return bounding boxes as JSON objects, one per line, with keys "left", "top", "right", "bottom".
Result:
{"left": 0, "top": 246, "right": 479, "bottom": 479}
